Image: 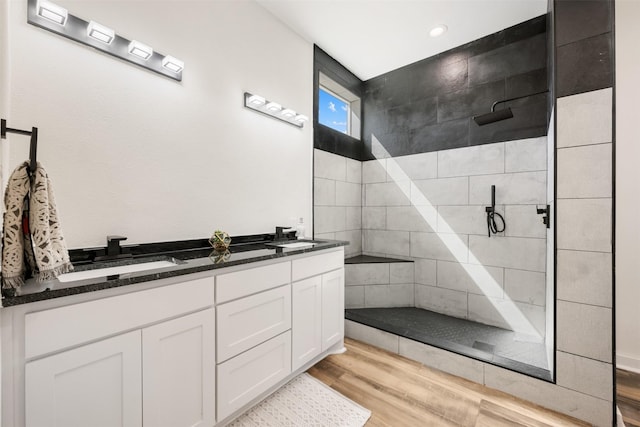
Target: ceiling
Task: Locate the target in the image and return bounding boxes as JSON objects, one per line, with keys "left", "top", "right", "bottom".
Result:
{"left": 256, "top": 0, "right": 548, "bottom": 81}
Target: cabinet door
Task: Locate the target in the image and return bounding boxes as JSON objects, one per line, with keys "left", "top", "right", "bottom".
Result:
{"left": 142, "top": 309, "right": 215, "bottom": 427}
{"left": 292, "top": 276, "right": 322, "bottom": 371}
{"left": 25, "top": 331, "right": 142, "bottom": 427}
{"left": 322, "top": 268, "right": 345, "bottom": 352}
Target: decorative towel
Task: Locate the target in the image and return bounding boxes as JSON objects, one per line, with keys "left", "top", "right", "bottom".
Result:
{"left": 2, "top": 161, "right": 73, "bottom": 288}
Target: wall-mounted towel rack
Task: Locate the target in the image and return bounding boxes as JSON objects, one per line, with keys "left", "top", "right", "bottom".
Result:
{"left": 1, "top": 119, "right": 38, "bottom": 173}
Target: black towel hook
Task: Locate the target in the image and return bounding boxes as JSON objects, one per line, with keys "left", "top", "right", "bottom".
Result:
{"left": 1, "top": 118, "right": 38, "bottom": 173}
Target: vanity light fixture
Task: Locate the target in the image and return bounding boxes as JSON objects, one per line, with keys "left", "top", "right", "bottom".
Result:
{"left": 248, "top": 94, "right": 266, "bottom": 106}
{"left": 128, "top": 40, "right": 153, "bottom": 60}
{"left": 265, "top": 102, "right": 282, "bottom": 112}
{"left": 429, "top": 24, "right": 448, "bottom": 37}
{"left": 36, "top": 0, "right": 67, "bottom": 26}
{"left": 26, "top": 0, "right": 184, "bottom": 81}
{"left": 243, "top": 92, "right": 307, "bottom": 128}
{"left": 294, "top": 114, "right": 309, "bottom": 124}
{"left": 162, "top": 56, "right": 184, "bottom": 73}
{"left": 281, "top": 109, "right": 296, "bottom": 118}
{"left": 87, "top": 20, "right": 115, "bottom": 44}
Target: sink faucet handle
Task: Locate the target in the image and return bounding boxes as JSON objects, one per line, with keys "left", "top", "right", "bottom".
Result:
{"left": 107, "top": 235, "right": 127, "bottom": 243}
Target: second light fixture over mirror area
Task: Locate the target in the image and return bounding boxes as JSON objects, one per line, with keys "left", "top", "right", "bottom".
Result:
{"left": 30, "top": 0, "right": 184, "bottom": 81}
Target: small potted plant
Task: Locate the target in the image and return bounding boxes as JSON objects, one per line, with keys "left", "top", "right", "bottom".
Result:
{"left": 209, "top": 230, "right": 231, "bottom": 252}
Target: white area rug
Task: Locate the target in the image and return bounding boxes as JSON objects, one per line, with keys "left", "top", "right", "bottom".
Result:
{"left": 229, "top": 373, "right": 372, "bottom": 427}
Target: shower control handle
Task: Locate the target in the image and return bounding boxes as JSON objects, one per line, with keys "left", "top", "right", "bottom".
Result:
{"left": 536, "top": 205, "right": 551, "bottom": 229}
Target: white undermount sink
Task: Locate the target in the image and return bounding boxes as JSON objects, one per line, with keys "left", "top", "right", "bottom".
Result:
{"left": 57, "top": 260, "right": 179, "bottom": 283}
{"left": 272, "top": 241, "right": 317, "bottom": 249}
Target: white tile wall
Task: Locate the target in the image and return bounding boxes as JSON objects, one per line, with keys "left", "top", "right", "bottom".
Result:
{"left": 556, "top": 198, "right": 611, "bottom": 252}
{"left": 437, "top": 143, "right": 504, "bottom": 177}
{"left": 314, "top": 206, "right": 346, "bottom": 234}
{"left": 315, "top": 149, "right": 347, "bottom": 181}
{"left": 336, "top": 181, "right": 362, "bottom": 206}
{"left": 313, "top": 149, "right": 362, "bottom": 257}
{"left": 556, "top": 250, "right": 612, "bottom": 307}
{"left": 362, "top": 159, "right": 387, "bottom": 183}
{"left": 504, "top": 269, "right": 545, "bottom": 306}
{"left": 556, "top": 351, "right": 613, "bottom": 401}
{"left": 365, "top": 284, "right": 414, "bottom": 307}
{"left": 345, "top": 286, "right": 364, "bottom": 308}
{"left": 398, "top": 337, "right": 485, "bottom": 384}
{"left": 387, "top": 206, "right": 435, "bottom": 232}
{"left": 314, "top": 178, "right": 335, "bottom": 206}
{"left": 556, "top": 300, "right": 612, "bottom": 363}
{"left": 557, "top": 88, "right": 612, "bottom": 148}
{"left": 467, "top": 294, "right": 545, "bottom": 337}
{"left": 436, "top": 261, "right": 504, "bottom": 298}
{"left": 365, "top": 182, "right": 411, "bottom": 206}
{"left": 469, "top": 172, "right": 546, "bottom": 205}
{"left": 363, "top": 229, "right": 411, "bottom": 257}
{"left": 437, "top": 205, "right": 489, "bottom": 235}
{"left": 345, "top": 263, "right": 389, "bottom": 285}
{"left": 469, "top": 235, "right": 546, "bottom": 272}
{"left": 505, "top": 137, "right": 547, "bottom": 173}
{"left": 390, "top": 263, "right": 414, "bottom": 284}
{"left": 345, "top": 319, "right": 399, "bottom": 353}
{"left": 410, "top": 232, "right": 469, "bottom": 262}
{"left": 362, "top": 207, "right": 386, "bottom": 229}
{"left": 504, "top": 205, "right": 547, "bottom": 238}
{"left": 414, "top": 258, "right": 437, "bottom": 285}
{"left": 557, "top": 143, "right": 612, "bottom": 198}
{"left": 415, "top": 284, "right": 468, "bottom": 318}
{"left": 387, "top": 152, "right": 437, "bottom": 181}
{"left": 411, "top": 177, "right": 469, "bottom": 206}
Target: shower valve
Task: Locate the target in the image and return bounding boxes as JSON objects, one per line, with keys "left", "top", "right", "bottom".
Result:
{"left": 536, "top": 205, "right": 551, "bottom": 228}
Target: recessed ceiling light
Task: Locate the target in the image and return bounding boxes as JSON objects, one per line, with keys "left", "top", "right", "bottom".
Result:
{"left": 429, "top": 24, "right": 448, "bottom": 38}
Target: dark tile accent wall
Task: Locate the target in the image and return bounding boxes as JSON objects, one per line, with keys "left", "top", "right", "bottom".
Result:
{"left": 362, "top": 15, "right": 549, "bottom": 159}
{"left": 313, "top": 45, "right": 365, "bottom": 161}
{"left": 554, "top": 0, "right": 613, "bottom": 97}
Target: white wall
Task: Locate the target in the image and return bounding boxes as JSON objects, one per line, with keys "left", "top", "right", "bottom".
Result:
{"left": 615, "top": 0, "right": 640, "bottom": 373}
{"left": 5, "top": 0, "right": 313, "bottom": 249}
{"left": 1, "top": 0, "right": 9, "bottom": 189}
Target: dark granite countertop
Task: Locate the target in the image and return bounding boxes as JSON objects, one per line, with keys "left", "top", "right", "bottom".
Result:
{"left": 2, "top": 237, "right": 348, "bottom": 307}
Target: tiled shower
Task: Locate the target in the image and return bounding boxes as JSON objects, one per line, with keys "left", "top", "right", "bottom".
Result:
{"left": 314, "top": 137, "right": 554, "bottom": 378}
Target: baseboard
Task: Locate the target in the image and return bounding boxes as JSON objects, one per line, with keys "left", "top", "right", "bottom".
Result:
{"left": 617, "top": 354, "right": 640, "bottom": 374}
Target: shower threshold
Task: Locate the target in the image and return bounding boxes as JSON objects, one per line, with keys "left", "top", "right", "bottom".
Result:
{"left": 345, "top": 307, "right": 552, "bottom": 381}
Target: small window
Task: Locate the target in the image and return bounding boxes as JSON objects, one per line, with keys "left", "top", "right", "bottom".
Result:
{"left": 318, "top": 73, "right": 361, "bottom": 139}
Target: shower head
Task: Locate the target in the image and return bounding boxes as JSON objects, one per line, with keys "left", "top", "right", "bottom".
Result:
{"left": 473, "top": 90, "right": 549, "bottom": 126}
{"left": 473, "top": 108, "right": 514, "bottom": 126}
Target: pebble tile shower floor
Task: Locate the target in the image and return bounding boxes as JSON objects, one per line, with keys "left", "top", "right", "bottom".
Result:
{"left": 345, "top": 307, "right": 551, "bottom": 381}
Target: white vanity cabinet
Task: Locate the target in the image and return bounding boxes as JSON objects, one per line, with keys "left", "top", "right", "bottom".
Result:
{"left": 25, "top": 331, "right": 143, "bottom": 427}
{"left": 22, "top": 276, "right": 216, "bottom": 427}
{"left": 5, "top": 246, "right": 345, "bottom": 427}
{"left": 291, "top": 250, "right": 345, "bottom": 371}
{"left": 142, "top": 309, "right": 215, "bottom": 427}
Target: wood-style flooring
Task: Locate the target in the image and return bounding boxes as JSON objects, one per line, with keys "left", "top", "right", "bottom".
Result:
{"left": 618, "top": 368, "right": 640, "bottom": 427}
{"left": 308, "top": 338, "right": 589, "bottom": 427}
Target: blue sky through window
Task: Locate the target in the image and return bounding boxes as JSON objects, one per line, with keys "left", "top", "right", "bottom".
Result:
{"left": 319, "top": 88, "right": 348, "bottom": 134}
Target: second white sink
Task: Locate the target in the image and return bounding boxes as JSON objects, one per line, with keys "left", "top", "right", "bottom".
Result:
{"left": 273, "top": 242, "right": 317, "bottom": 249}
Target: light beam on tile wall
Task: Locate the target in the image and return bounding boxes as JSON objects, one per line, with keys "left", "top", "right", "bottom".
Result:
{"left": 29, "top": 0, "right": 184, "bottom": 81}
{"left": 244, "top": 92, "right": 308, "bottom": 128}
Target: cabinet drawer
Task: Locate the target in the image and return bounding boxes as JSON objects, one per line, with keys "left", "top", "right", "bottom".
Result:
{"left": 217, "top": 285, "right": 291, "bottom": 362}
{"left": 291, "top": 249, "right": 343, "bottom": 282}
{"left": 25, "top": 276, "right": 215, "bottom": 360}
{"left": 217, "top": 331, "right": 291, "bottom": 422}
{"left": 216, "top": 261, "right": 291, "bottom": 303}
